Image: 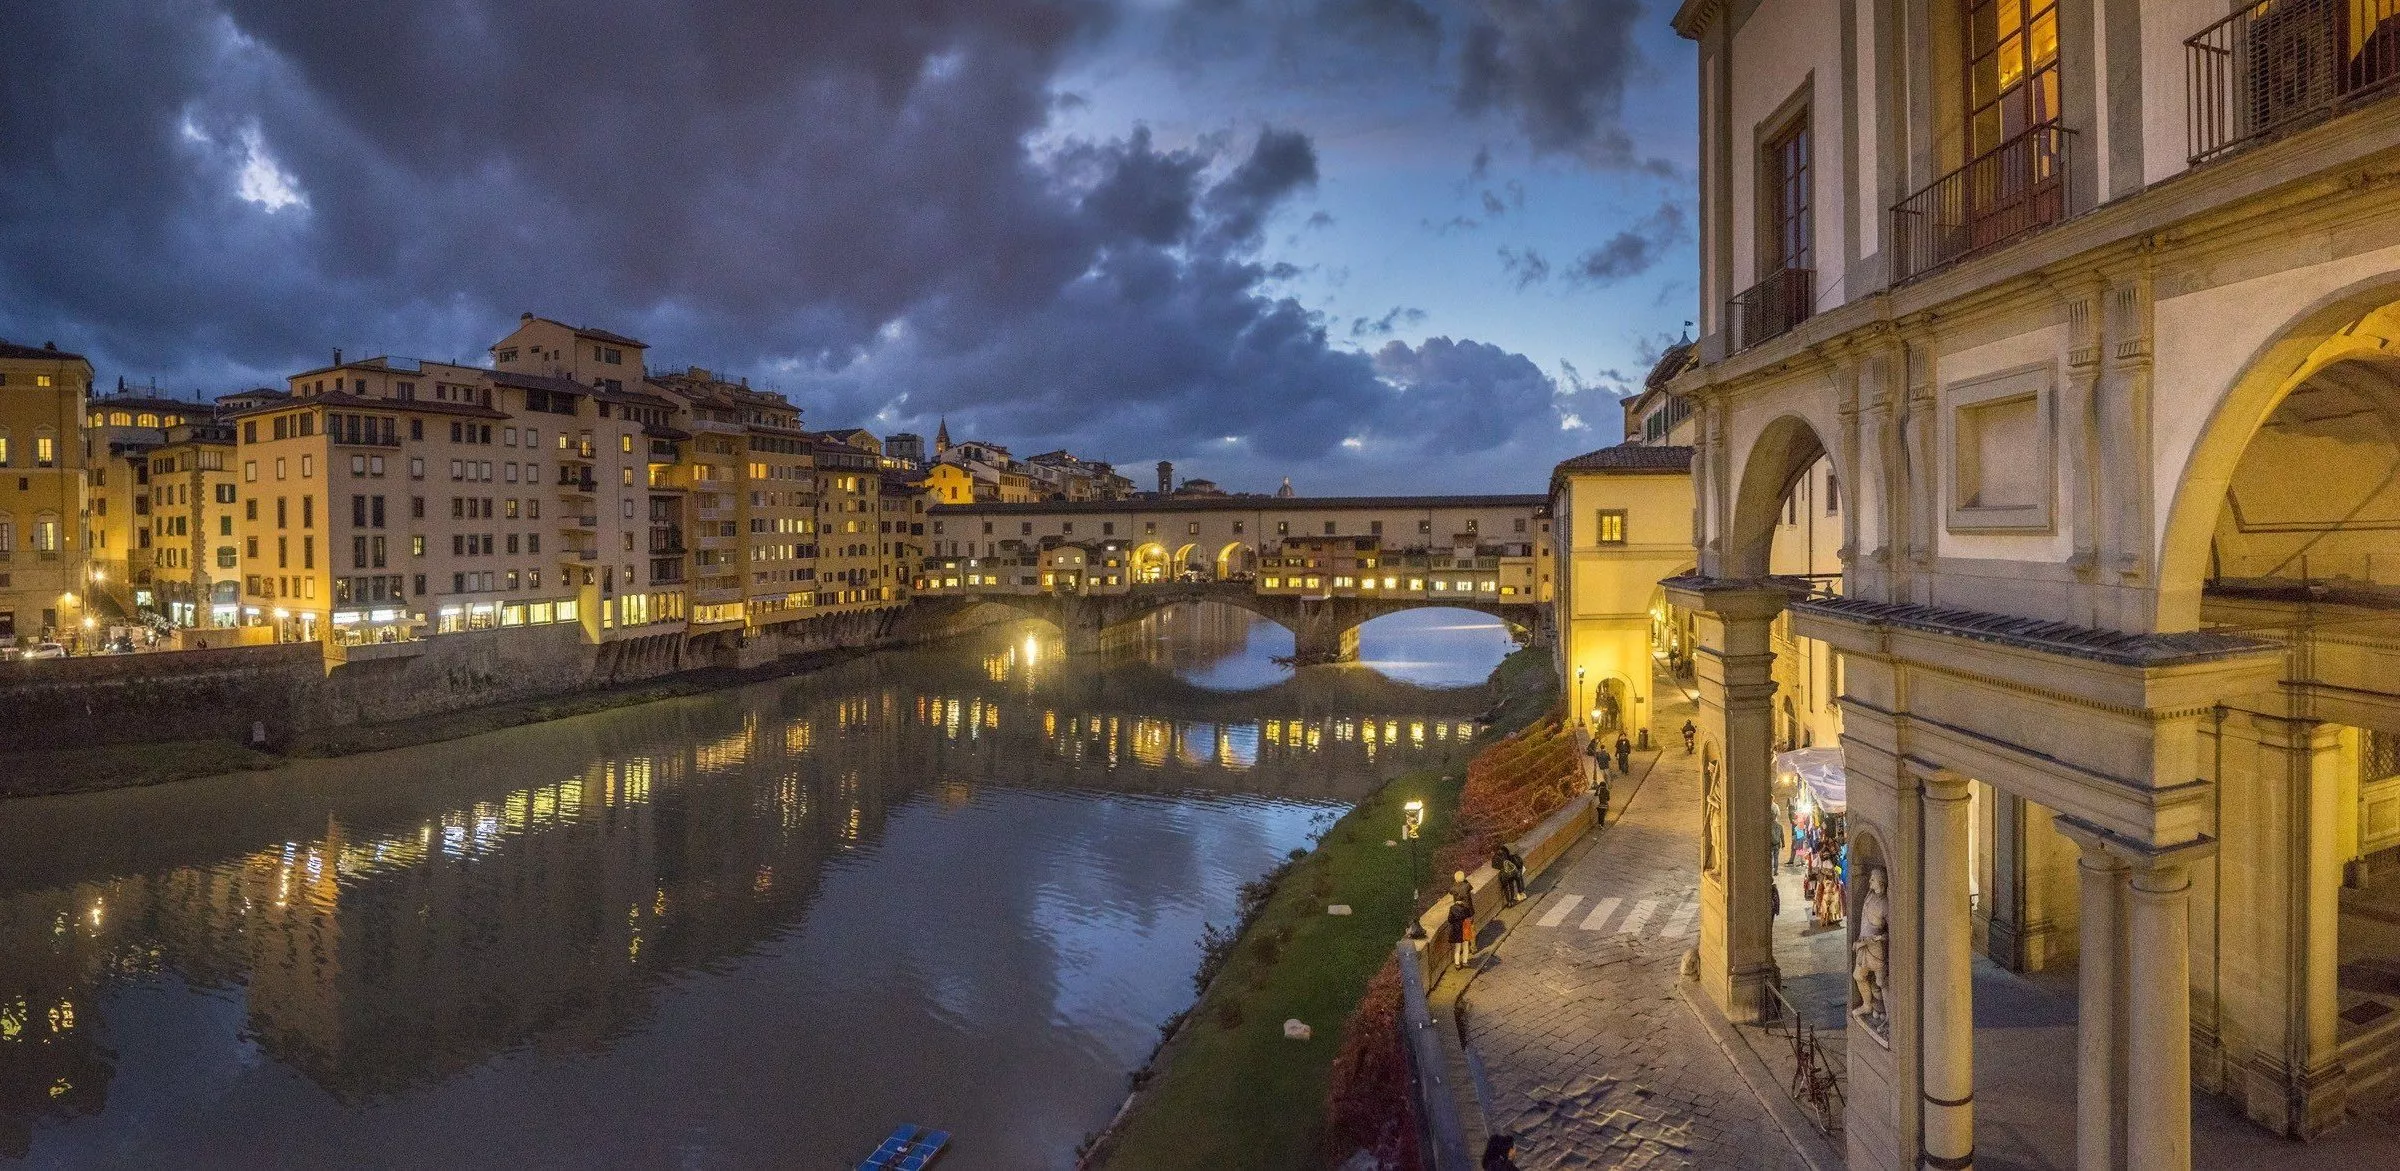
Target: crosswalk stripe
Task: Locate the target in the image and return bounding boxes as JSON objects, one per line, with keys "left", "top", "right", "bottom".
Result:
{"left": 1615, "top": 899, "right": 1659, "bottom": 934}
{"left": 1578, "top": 897, "right": 1622, "bottom": 931}
{"left": 1664, "top": 897, "right": 1699, "bottom": 937}
{"left": 1536, "top": 894, "right": 1583, "bottom": 929}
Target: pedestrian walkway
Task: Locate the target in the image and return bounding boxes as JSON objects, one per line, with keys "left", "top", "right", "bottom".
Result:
{"left": 1461, "top": 691, "right": 1814, "bottom": 1170}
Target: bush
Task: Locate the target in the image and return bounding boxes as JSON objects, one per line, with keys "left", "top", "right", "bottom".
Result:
{"left": 1321, "top": 957, "right": 1422, "bottom": 1170}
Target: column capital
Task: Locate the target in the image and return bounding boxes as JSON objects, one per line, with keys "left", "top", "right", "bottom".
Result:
{"left": 2055, "top": 813, "right": 2216, "bottom": 870}
{"left": 1919, "top": 769, "right": 1973, "bottom": 803}
{"left": 2129, "top": 861, "right": 2193, "bottom": 897}
{"left": 1660, "top": 574, "right": 1807, "bottom": 621}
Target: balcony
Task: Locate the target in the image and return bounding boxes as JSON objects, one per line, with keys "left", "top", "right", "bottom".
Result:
{"left": 2187, "top": 0, "right": 2400, "bottom": 163}
{"left": 1727, "top": 267, "right": 1816, "bottom": 353}
{"left": 561, "top": 514, "right": 597, "bottom": 531}
{"left": 1890, "top": 125, "right": 2074, "bottom": 283}
{"left": 648, "top": 527, "right": 687, "bottom": 555}
{"left": 556, "top": 470, "right": 598, "bottom": 494}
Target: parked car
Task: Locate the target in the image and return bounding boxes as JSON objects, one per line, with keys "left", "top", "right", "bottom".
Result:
{"left": 21, "top": 642, "right": 68, "bottom": 660}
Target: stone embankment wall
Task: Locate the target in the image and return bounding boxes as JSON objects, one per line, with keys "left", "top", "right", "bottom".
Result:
{"left": 0, "top": 601, "right": 1006, "bottom": 753}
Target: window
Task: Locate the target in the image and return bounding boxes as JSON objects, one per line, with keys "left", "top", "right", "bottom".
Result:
{"left": 1765, "top": 115, "right": 1812, "bottom": 277}
{"left": 1826, "top": 473, "right": 1841, "bottom": 514}
{"left": 1323, "top": 521, "right": 1336, "bottom": 535}
{"left": 34, "top": 434, "right": 55, "bottom": 467}
{"left": 1596, "top": 510, "right": 1628, "bottom": 545}
{"left": 1966, "top": 0, "right": 2058, "bottom": 157}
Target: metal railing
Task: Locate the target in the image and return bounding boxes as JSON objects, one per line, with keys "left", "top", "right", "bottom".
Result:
{"left": 1728, "top": 267, "right": 1816, "bottom": 353}
{"left": 2188, "top": 0, "right": 2400, "bottom": 162}
{"left": 1890, "top": 125, "right": 2074, "bottom": 283}
{"left": 1755, "top": 981, "right": 1847, "bottom": 1137}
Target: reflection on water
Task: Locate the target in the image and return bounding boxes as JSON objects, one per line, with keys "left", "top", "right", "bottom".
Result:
{"left": 1355, "top": 609, "right": 1520, "bottom": 688}
{"left": 1126, "top": 602, "right": 1296, "bottom": 690}
{"left": 0, "top": 617, "right": 1490, "bottom": 1168}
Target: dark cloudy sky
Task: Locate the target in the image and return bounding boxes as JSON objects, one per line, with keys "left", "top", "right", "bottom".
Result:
{"left": 0, "top": 1, "right": 1694, "bottom": 495}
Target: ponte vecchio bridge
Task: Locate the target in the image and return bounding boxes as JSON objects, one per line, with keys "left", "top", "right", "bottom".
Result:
{"left": 912, "top": 494, "right": 1553, "bottom": 661}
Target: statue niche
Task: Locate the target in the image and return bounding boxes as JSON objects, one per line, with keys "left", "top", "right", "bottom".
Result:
{"left": 1851, "top": 864, "right": 1890, "bottom": 1047}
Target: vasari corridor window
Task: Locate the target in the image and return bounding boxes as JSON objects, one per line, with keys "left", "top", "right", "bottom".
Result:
{"left": 1966, "top": 0, "right": 2059, "bottom": 156}
{"left": 1766, "top": 117, "right": 1812, "bottom": 275}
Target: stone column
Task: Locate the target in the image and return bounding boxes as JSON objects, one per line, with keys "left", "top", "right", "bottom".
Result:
{"left": 1920, "top": 771, "right": 1976, "bottom": 1169}
{"left": 2069, "top": 832, "right": 2127, "bottom": 1171}
{"left": 2127, "top": 861, "right": 2194, "bottom": 1171}
{"left": 1663, "top": 578, "right": 1792, "bottom": 1023}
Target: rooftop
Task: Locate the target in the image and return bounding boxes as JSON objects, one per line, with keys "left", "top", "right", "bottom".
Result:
{"left": 1790, "top": 593, "right": 2274, "bottom": 667}
{"left": 930, "top": 493, "right": 1546, "bottom": 515}
{"left": 1553, "top": 444, "right": 1695, "bottom": 474}
{"left": 0, "top": 339, "right": 87, "bottom": 362}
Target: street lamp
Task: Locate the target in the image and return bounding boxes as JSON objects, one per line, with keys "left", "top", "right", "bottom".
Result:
{"left": 1402, "top": 798, "right": 1427, "bottom": 940}
{"left": 1575, "top": 665, "right": 1586, "bottom": 730}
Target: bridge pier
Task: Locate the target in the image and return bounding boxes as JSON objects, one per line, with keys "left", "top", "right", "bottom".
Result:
{"left": 1291, "top": 622, "right": 1359, "bottom": 665}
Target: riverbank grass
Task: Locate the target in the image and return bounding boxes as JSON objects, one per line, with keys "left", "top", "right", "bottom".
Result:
{"left": 1094, "top": 646, "right": 1557, "bottom": 1169}
{"left": 1095, "top": 766, "right": 1467, "bottom": 1169}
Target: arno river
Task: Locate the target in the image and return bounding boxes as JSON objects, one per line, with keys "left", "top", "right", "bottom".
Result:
{"left": 0, "top": 605, "right": 1514, "bottom": 1168}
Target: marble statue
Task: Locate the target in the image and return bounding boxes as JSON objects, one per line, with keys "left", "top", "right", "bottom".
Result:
{"left": 1851, "top": 866, "right": 1890, "bottom": 1044}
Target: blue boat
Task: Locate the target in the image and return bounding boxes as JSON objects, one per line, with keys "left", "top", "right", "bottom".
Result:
{"left": 859, "top": 1124, "right": 949, "bottom": 1171}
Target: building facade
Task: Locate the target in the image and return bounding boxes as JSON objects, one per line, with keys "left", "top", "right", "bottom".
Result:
{"left": 0, "top": 341, "right": 94, "bottom": 647}
{"left": 1669, "top": 0, "right": 2400, "bottom": 1162}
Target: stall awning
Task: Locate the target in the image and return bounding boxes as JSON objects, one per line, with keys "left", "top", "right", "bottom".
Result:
{"left": 1775, "top": 747, "right": 1847, "bottom": 814}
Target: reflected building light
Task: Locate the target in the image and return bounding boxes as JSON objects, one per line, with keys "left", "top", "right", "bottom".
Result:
{"left": 1411, "top": 721, "right": 1427, "bottom": 745}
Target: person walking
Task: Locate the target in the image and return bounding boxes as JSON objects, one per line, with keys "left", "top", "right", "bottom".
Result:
{"left": 1448, "top": 870, "right": 1477, "bottom": 967}
{"left": 1614, "top": 732, "right": 1633, "bottom": 777}
{"left": 1594, "top": 774, "right": 1612, "bottom": 827}
{"left": 1491, "top": 844, "right": 1526, "bottom": 905}
{"left": 1681, "top": 718, "right": 1698, "bottom": 753}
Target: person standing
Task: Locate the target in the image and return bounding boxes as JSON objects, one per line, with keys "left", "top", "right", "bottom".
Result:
{"left": 1491, "top": 844, "right": 1526, "bottom": 905}
{"left": 1448, "top": 870, "right": 1477, "bottom": 967}
{"left": 1594, "top": 774, "right": 1612, "bottom": 827}
{"left": 1614, "top": 732, "right": 1633, "bottom": 776}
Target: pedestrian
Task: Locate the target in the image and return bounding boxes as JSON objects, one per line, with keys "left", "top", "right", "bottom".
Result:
{"left": 1594, "top": 775, "right": 1612, "bottom": 827}
{"left": 1769, "top": 813, "right": 1786, "bottom": 868}
{"left": 1482, "top": 1134, "right": 1522, "bottom": 1171}
{"left": 1447, "top": 870, "right": 1476, "bottom": 967}
{"left": 1681, "top": 718, "right": 1698, "bottom": 753}
{"left": 1614, "top": 732, "right": 1633, "bottom": 776}
{"left": 1491, "top": 843, "right": 1526, "bottom": 905}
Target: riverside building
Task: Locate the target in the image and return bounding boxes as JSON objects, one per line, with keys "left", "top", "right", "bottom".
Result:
{"left": 0, "top": 340, "right": 94, "bottom": 646}
{"left": 1665, "top": 0, "right": 2400, "bottom": 1161}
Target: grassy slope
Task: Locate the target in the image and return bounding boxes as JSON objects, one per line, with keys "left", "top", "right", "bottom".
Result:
{"left": 1095, "top": 648, "right": 1557, "bottom": 1169}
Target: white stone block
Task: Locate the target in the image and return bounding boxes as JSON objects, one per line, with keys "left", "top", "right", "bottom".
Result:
{"left": 1283, "top": 1019, "right": 1312, "bottom": 1041}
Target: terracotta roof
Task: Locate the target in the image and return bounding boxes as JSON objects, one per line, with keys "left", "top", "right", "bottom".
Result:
{"left": 224, "top": 391, "right": 507, "bottom": 420}
{"left": 521, "top": 317, "right": 648, "bottom": 349}
{"left": 592, "top": 386, "right": 677, "bottom": 410}
{"left": 89, "top": 395, "right": 203, "bottom": 415}
{"left": 0, "top": 339, "right": 87, "bottom": 362}
{"left": 1553, "top": 444, "right": 1694, "bottom": 474}
{"left": 929, "top": 493, "right": 1546, "bottom": 515}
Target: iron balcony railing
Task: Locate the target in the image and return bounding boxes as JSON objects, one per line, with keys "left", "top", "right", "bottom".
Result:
{"left": 1728, "top": 267, "right": 1816, "bottom": 353}
{"left": 2187, "top": 0, "right": 2400, "bottom": 163}
{"left": 1890, "top": 125, "right": 2074, "bottom": 283}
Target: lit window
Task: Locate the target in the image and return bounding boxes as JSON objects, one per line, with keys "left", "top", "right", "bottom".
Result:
{"left": 1596, "top": 510, "right": 1628, "bottom": 545}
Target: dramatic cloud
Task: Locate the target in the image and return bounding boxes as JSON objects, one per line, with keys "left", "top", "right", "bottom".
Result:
{"left": 1498, "top": 201, "right": 1687, "bottom": 289}
{"left": 1457, "top": 0, "right": 1660, "bottom": 169}
{"left": 1, "top": 1, "right": 1637, "bottom": 492}
{"left": 1498, "top": 246, "right": 1554, "bottom": 289}
{"left": 1564, "top": 202, "right": 1688, "bottom": 284}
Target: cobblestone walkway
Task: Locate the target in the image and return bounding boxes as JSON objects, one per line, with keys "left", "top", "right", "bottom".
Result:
{"left": 1463, "top": 696, "right": 1810, "bottom": 1171}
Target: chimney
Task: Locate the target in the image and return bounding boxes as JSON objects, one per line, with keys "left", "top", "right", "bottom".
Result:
{"left": 521, "top": 311, "right": 534, "bottom": 322}
{"left": 1157, "top": 460, "right": 1173, "bottom": 495}
{"left": 333, "top": 348, "right": 343, "bottom": 366}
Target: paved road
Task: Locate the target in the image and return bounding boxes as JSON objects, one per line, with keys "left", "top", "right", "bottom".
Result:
{"left": 1463, "top": 699, "right": 1811, "bottom": 1171}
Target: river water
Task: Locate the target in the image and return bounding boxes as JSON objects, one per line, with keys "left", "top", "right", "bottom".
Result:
{"left": 0, "top": 605, "right": 1515, "bottom": 1168}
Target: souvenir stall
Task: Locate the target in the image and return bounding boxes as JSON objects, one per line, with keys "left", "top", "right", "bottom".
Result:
{"left": 1775, "top": 747, "right": 1848, "bottom": 927}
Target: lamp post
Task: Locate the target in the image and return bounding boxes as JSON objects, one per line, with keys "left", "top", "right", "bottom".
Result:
{"left": 1574, "top": 665, "right": 1586, "bottom": 730}
{"left": 1402, "top": 798, "right": 1427, "bottom": 940}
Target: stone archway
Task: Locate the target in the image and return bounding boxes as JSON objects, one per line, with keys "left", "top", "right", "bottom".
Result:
{"left": 1129, "top": 542, "right": 1172, "bottom": 584}
{"left": 1213, "top": 541, "right": 1257, "bottom": 581}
